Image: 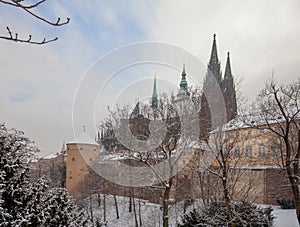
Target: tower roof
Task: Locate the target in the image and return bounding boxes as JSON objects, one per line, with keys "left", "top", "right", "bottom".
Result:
{"left": 67, "top": 131, "right": 99, "bottom": 146}
{"left": 151, "top": 75, "right": 158, "bottom": 110}
{"left": 224, "top": 52, "right": 233, "bottom": 79}
{"left": 177, "top": 64, "right": 189, "bottom": 99}
{"left": 207, "top": 34, "right": 222, "bottom": 82}
{"left": 209, "top": 34, "right": 219, "bottom": 65}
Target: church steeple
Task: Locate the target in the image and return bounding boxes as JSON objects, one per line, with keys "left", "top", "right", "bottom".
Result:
{"left": 176, "top": 64, "right": 189, "bottom": 100}
{"left": 224, "top": 52, "right": 232, "bottom": 79}
{"left": 207, "top": 34, "right": 222, "bottom": 83}
{"left": 221, "top": 51, "right": 237, "bottom": 122}
{"left": 151, "top": 75, "right": 158, "bottom": 110}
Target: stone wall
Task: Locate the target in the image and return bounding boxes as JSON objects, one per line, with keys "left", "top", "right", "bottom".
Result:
{"left": 265, "top": 168, "right": 293, "bottom": 205}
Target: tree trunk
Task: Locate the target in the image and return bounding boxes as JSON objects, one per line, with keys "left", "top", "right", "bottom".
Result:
{"left": 138, "top": 197, "right": 142, "bottom": 226}
{"left": 103, "top": 194, "right": 106, "bottom": 222}
{"left": 286, "top": 165, "right": 300, "bottom": 224}
{"left": 294, "top": 129, "right": 300, "bottom": 224}
{"left": 113, "top": 194, "right": 119, "bottom": 219}
{"left": 97, "top": 192, "right": 101, "bottom": 207}
{"left": 89, "top": 195, "right": 94, "bottom": 226}
{"left": 162, "top": 179, "right": 173, "bottom": 227}
{"left": 221, "top": 172, "right": 235, "bottom": 227}
{"left": 132, "top": 191, "right": 138, "bottom": 227}
{"left": 129, "top": 188, "right": 132, "bottom": 213}
{"left": 285, "top": 130, "right": 300, "bottom": 225}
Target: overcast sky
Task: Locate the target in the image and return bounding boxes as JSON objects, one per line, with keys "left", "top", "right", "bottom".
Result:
{"left": 0, "top": 0, "right": 299, "bottom": 156}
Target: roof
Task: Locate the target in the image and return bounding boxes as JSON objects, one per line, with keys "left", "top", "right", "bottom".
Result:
{"left": 211, "top": 105, "right": 300, "bottom": 133}
{"left": 42, "top": 152, "right": 59, "bottom": 159}
{"left": 67, "top": 131, "right": 99, "bottom": 146}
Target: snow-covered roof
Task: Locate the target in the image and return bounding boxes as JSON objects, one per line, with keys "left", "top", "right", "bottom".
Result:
{"left": 212, "top": 105, "right": 300, "bottom": 133}
{"left": 67, "top": 131, "right": 99, "bottom": 146}
{"left": 42, "top": 152, "right": 59, "bottom": 160}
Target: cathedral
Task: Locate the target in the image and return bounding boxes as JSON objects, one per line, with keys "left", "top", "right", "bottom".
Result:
{"left": 150, "top": 34, "right": 237, "bottom": 142}
{"left": 100, "top": 34, "right": 238, "bottom": 149}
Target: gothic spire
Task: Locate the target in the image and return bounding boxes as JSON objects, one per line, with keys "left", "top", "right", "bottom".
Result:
{"left": 151, "top": 75, "right": 158, "bottom": 110}
{"left": 224, "top": 52, "right": 232, "bottom": 79}
{"left": 221, "top": 51, "right": 237, "bottom": 122}
{"left": 177, "top": 64, "right": 189, "bottom": 99}
{"left": 207, "top": 34, "right": 222, "bottom": 83}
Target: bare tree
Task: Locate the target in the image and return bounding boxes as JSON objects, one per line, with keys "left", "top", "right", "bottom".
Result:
{"left": 99, "top": 92, "right": 199, "bottom": 227}
{"left": 253, "top": 78, "right": 300, "bottom": 224}
{"left": 196, "top": 120, "right": 264, "bottom": 227}
{"left": 0, "top": 0, "right": 70, "bottom": 44}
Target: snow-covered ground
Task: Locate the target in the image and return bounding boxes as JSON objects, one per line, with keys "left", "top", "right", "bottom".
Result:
{"left": 85, "top": 194, "right": 186, "bottom": 226}
{"left": 85, "top": 194, "right": 299, "bottom": 226}
{"left": 272, "top": 206, "right": 299, "bottom": 227}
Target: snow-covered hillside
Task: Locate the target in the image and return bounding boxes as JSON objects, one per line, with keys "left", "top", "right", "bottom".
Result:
{"left": 84, "top": 194, "right": 299, "bottom": 227}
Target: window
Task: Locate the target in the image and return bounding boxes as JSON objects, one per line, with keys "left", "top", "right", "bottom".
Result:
{"left": 80, "top": 147, "right": 83, "bottom": 150}
{"left": 247, "top": 130, "right": 252, "bottom": 136}
{"left": 271, "top": 144, "right": 280, "bottom": 156}
{"left": 72, "top": 157, "right": 75, "bottom": 161}
{"left": 225, "top": 133, "right": 230, "bottom": 139}
{"left": 259, "top": 128, "right": 264, "bottom": 134}
{"left": 234, "top": 147, "right": 240, "bottom": 157}
{"left": 245, "top": 146, "right": 252, "bottom": 157}
{"left": 258, "top": 144, "right": 266, "bottom": 156}
{"left": 236, "top": 131, "right": 240, "bottom": 137}
{"left": 224, "top": 149, "right": 230, "bottom": 157}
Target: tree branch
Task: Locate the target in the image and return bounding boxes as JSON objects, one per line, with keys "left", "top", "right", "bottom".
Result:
{"left": 0, "top": 26, "right": 58, "bottom": 44}
{"left": 0, "top": 0, "right": 70, "bottom": 44}
{"left": 1, "top": 0, "right": 46, "bottom": 9}
{"left": 14, "top": 1, "right": 70, "bottom": 26}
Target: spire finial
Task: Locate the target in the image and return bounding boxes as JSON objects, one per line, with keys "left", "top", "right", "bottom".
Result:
{"left": 227, "top": 51, "right": 230, "bottom": 57}
{"left": 213, "top": 33, "right": 216, "bottom": 40}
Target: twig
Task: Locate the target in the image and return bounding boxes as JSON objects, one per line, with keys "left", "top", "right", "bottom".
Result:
{"left": 0, "top": 27, "right": 58, "bottom": 45}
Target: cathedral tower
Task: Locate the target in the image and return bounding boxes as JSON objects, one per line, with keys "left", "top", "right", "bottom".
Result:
{"left": 221, "top": 52, "right": 237, "bottom": 122}
{"left": 199, "top": 34, "right": 237, "bottom": 141}
{"left": 207, "top": 34, "right": 222, "bottom": 83}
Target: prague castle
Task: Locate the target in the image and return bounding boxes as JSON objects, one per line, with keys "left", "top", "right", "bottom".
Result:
{"left": 29, "top": 35, "right": 294, "bottom": 205}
